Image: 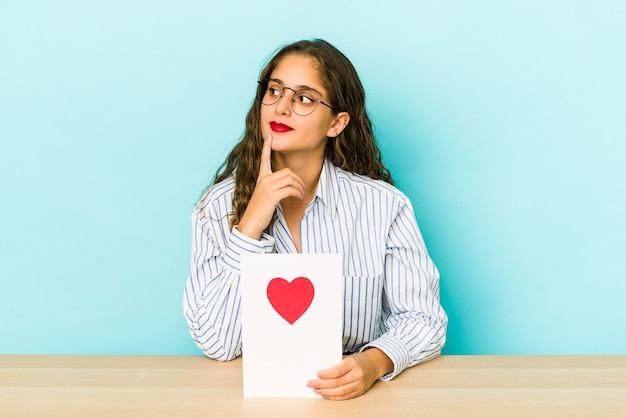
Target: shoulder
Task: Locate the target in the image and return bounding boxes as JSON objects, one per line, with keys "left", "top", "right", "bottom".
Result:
{"left": 196, "top": 176, "right": 235, "bottom": 214}
{"left": 334, "top": 166, "right": 409, "bottom": 205}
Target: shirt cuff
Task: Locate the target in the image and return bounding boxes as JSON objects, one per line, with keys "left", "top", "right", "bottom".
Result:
{"left": 359, "top": 335, "right": 410, "bottom": 381}
{"left": 223, "top": 226, "right": 275, "bottom": 271}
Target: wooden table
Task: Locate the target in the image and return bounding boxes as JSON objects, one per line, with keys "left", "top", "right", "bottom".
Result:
{"left": 1, "top": 355, "right": 625, "bottom": 417}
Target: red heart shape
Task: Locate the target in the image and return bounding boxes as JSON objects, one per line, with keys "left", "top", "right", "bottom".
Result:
{"left": 266, "top": 277, "right": 315, "bottom": 325}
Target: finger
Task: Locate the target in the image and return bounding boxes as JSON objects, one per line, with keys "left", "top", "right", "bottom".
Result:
{"left": 256, "top": 170, "right": 305, "bottom": 197}
{"left": 266, "top": 185, "right": 306, "bottom": 202}
{"left": 259, "top": 132, "right": 273, "bottom": 177}
{"left": 315, "top": 359, "right": 352, "bottom": 380}
{"left": 310, "top": 379, "right": 362, "bottom": 400}
{"left": 319, "top": 387, "right": 363, "bottom": 401}
{"left": 266, "top": 168, "right": 307, "bottom": 193}
{"left": 307, "top": 379, "right": 364, "bottom": 399}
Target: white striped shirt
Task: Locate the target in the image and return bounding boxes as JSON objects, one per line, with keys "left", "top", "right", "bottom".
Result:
{"left": 183, "top": 159, "right": 447, "bottom": 380}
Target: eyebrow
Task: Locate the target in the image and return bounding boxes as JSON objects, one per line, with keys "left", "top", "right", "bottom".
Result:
{"left": 268, "top": 78, "right": 322, "bottom": 95}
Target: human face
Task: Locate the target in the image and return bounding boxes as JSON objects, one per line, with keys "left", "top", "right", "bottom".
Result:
{"left": 260, "top": 54, "right": 343, "bottom": 157}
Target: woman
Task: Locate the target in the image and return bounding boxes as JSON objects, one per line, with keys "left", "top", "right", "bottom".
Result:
{"left": 183, "top": 39, "right": 447, "bottom": 400}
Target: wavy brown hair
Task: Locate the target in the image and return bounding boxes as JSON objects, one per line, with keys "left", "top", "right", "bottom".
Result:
{"left": 209, "top": 39, "right": 393, "bottom": 228}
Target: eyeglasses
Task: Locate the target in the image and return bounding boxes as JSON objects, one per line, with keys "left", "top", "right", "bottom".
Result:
{"left": 259, "top": 80, "right": 341, "bottom": 116}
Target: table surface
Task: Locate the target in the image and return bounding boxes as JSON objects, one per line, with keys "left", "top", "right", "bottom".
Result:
{"left": 1, "top": 354, "right": 625, "bottom": 417}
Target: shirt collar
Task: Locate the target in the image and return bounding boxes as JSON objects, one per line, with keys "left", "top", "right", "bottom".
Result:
{"left": 314, "top": 159, "right": 339, "bottom": 221}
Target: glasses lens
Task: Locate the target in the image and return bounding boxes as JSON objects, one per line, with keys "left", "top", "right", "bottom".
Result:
{"left": 262, "top": 82, "right": 282, "bottom": 106}
{"left": 292, "top": 89, "right": 319, "bottom": 116}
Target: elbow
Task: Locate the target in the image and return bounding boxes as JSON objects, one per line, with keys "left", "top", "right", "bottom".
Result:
{"left": 183, "top": 299, "right": 242, "bottom": 362}
{"left": 202, "top": 348, "right": 240, "bottom": 362}
{"left": 189, "top": 329, "right": 242, "bottom": 362}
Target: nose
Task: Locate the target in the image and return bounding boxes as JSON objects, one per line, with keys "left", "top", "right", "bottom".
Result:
{"left": 274, "top": 87, "right": 294, "bottom": 115}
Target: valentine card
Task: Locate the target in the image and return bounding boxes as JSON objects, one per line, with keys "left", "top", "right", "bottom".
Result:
{"left": 240, "top": 253, "right": 343, "bottom": 398}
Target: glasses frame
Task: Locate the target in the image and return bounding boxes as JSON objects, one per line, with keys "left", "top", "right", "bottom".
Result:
{"left": 258, "top": 80, "right": 342, "bottom": 116}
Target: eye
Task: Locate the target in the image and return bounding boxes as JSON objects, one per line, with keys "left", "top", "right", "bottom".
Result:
{"left": 295, "top": 91, "right": 316, "bottom": 105}
{"left": 268, "top": 86, "right": 281, "bottom": 97}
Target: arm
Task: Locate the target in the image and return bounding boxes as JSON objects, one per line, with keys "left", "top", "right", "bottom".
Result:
{"left": 363, "top": 197, "right": 448, "bottom": 379}
{"left": 183, "top": 134, "right": 306, "bottom": 360}
{"left": 308, "top": 196, "right": 446, "bottom": 399}
{"left": 183, "top": 203, "right": 275, "bottom": 361}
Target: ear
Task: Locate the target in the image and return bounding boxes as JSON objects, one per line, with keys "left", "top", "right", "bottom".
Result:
{"left": 326, "top": 112, "right": 350, "bottom": 138}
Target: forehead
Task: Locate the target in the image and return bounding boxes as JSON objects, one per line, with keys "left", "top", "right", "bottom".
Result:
{"left": 269, "top": 54, "right": 325, "bottom": 92}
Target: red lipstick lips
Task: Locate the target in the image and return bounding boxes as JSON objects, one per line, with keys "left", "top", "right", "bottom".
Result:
{"left": 270, "top": 121, "right": 294, "bottom": 133}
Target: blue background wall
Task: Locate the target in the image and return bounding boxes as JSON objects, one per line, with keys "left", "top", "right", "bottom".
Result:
{"left": 1, "top": 1, "right": 624, "bottom": 355}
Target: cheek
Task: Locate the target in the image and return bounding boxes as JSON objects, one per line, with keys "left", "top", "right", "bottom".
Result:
{"left": 260, "top": 106, "right": 269, "bottom": 123}
{"left": 258, "top": 108, "right": 270, "bottom": 137}
{"left": 312, "top": 115, "right": 334, "bottom": 136}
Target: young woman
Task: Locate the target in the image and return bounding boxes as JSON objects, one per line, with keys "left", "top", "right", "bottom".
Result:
{"left": 183, "top": 39, "right": 447, "bottom": 400}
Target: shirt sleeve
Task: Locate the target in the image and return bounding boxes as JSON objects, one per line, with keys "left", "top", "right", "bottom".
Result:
{"left": 182, "top": 204, "right": 275, "bottom": 361}
{"left": 360, "top": 197, "right": 448, "bottom": 380}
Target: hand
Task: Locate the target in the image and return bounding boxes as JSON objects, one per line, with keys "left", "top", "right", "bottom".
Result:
{"left": 306, "top": 348, "right": 394, "bottom": 400}
{"left": 237, "top": 133, "right": 306, "bottom": 240}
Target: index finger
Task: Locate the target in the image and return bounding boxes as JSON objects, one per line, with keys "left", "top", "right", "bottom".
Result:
{"left": 315, "top": 359, "right": 351, "bottom": 379}
{"left": 259, "top": 132, "right": 273, "bottom": 177}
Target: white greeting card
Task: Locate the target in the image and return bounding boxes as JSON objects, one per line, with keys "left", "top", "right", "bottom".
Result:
{"left": 240, "top": 253, "right": 343, "bottom": 398}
